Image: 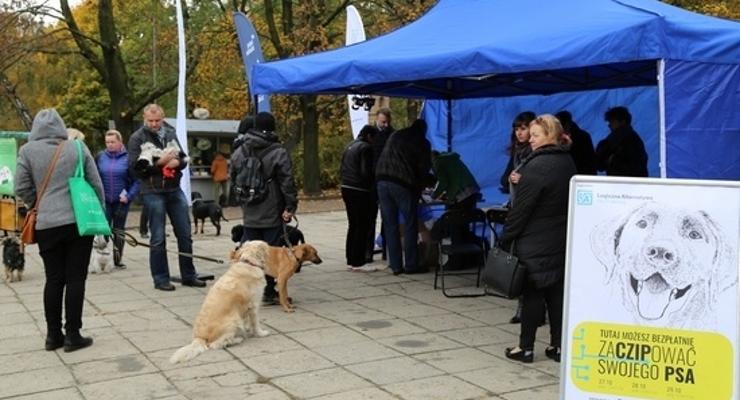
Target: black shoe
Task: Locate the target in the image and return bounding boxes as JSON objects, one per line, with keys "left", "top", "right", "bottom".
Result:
{"left": 182, "top": 279, "right": 206, "bottom": 287}
{"left": 155, "top": 282, "right": 176, "bottom": 291}
{"left": 140, "top": 233, "right": 149, "bottom": 239}
{"left": 403, "top": 267, "right": 428, "bottom": 275}
{"left": 392, "top": 269, "right": 403, "bottom": 276}
{"left": 509, "top": 314, "right": 521, "bottom": 324}
{"left": 45, "top": 332, "right": 64, "bottom": 351}
{"left": 545, "top": 346, "right": 561, "bottom": 362}
{"left": 505, "top": 346, "right": 534, "bottom": 363}
{"left": 114, "top": 263, "right": 127, "bottom": 269}
{"left": 64, "top": 332, "right": 93, "bottom": 352}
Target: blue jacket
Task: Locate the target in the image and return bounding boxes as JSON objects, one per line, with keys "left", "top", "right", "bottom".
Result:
{"left": 96, "top": 149, "right": 140, "bottom": 203}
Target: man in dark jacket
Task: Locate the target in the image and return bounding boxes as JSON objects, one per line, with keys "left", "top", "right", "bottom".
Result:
{"left": 376, "top": 119, "right": 432, "bottom": 275}
{"left": 595, "top": 106, "right": 648, "bottom": 177}
{"left": 340, "top": 125, "right": 377, "bottom": 271}
{"left": 555, "top": 110, "right": 597, "bottom": 175}
{"left": 128, "top": 104, "right": 205, "bottom": 291}
{"left": 230, "top": 112, "right": 298, "bottom": 304}
{"left": 367, "top": 107, "right": 395, "bottom": 262}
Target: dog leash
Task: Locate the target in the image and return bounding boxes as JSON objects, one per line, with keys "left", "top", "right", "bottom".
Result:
{"left": 112, "top": 229, "right": 224, "bottom": 264}
{"left": 281, "top": 215, "right": 300, "bottom": 251}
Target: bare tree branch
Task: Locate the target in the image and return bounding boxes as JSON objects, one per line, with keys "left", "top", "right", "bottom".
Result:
{"left": 59, "top": 0, "right": 106, "bottom": 80}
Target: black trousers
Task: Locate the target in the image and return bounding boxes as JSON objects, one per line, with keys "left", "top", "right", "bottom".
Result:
{"left": 36, "top": 224, "right": 93, "bottom": 333}
{"left": 241, "top": 226, "right": 282, "bottom": 297}
{"left": 341, "top": 187, "right": 374, "bottom": 267}
{"left": 519, "top": 278, "right": 564, "bottom": 350}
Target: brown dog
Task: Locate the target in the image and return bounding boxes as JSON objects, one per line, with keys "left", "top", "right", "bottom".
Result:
{"left": 267, "top": 244, "right": 323, "bottom": 312}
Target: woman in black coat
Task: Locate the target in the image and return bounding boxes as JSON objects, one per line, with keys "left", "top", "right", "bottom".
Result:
{"left": 500, "top": 114, "right": 576, "bottom": 363}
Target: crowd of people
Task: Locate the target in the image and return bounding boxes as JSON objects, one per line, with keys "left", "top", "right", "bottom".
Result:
{"left": 15, "top": 102, "right": 648, "bottom": 360}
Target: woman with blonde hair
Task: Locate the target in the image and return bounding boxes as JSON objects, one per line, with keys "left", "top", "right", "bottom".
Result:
{"left": 500, "top": 114, "right": 576, "bottom": 363}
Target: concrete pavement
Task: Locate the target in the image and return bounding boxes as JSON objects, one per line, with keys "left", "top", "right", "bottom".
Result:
{"left": 0, "top": 210, "right": 561, "bottom": 399}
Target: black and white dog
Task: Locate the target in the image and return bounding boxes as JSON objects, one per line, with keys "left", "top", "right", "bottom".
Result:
{"left": 3, "top": 237, "right": 24, "bottom": 283}
{"left": 191, "top": 192, "right": 228, "bottom": 236}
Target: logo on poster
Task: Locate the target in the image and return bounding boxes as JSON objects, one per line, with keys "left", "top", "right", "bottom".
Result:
{"left": 577, "top": 190, "right": 593, "bottom": 205}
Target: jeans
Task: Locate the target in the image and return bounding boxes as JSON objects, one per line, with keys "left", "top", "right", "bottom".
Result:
{"left": 142, "top": 190, "right": 197, "bottom": 286}
{"left": 377, "top": 180, "right": 418, "bottom": 273}
{"left": 105, "top": 201, "right": 129, "bottom": 265}
{"left": 36, "top": 224, "right": 93, "bottom": 333}
{"left": 240, "top": 226, "right": 282, "bottom": 297}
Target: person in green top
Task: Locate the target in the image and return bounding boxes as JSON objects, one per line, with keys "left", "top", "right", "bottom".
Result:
{"left": 431, "top": 151, "right": 481, "bottom": 209}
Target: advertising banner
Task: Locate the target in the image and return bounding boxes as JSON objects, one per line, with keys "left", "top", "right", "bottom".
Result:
{"left": 0, "top": 138, "right": 17, "bottom": 195}
{"left": 562, "top": 176, "right": 739, "bottom": 400}
{"left": 234, "top": 12, "right": 271, "bottom": 113}
{"left": 345, "top": 5, "right": 368, "bottom": 138}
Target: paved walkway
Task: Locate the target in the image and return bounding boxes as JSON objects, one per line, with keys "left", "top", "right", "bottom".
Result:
{"left": 0, "top": 210, "right": 561, "bottom": 400}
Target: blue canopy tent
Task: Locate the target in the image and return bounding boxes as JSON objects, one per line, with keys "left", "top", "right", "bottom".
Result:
{"left": 251, "top": 0, "right": 740, "bottom": 203}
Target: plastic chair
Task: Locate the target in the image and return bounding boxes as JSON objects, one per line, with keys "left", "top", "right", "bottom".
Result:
{"left": 433, "top": 208, "right": 489, "bottom": 298}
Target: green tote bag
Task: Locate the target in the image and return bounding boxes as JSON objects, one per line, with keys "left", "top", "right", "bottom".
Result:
{"left": 69, "top": 139, "right": 111, "bottom": 236}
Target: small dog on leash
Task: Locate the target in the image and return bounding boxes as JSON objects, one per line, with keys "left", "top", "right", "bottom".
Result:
{"left": 3, "top": 237, "right": 24, "bottom": 283}
{"left": 191, "top": 192, "right": 228, "bottom": 235}
{"left": 89, "top": 235, "right": 114, "bottom": 273}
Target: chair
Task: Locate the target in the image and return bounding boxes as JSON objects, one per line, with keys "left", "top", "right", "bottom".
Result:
{"left": 433, "top": 208, "right": 489, "bottom": 298}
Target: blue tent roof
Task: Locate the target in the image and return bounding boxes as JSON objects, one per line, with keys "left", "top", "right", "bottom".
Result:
{"left": 251, "top": 0, "right": 740, "bottom": 98}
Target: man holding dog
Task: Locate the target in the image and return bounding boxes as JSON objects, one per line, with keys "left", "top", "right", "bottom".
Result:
{"left": 230, "top": 111, "right": 298, "bottom": 304}
{"left": 128, "top": 104, "right": 206, "bottom": 291}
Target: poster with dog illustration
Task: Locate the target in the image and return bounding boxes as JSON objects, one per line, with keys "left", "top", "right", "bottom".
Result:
{"left": 561, "top": 176, "right": 739, "bottom": 400}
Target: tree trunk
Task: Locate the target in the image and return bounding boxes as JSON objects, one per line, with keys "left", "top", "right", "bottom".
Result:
{"left": 0, "top": 72, "right": 32, "bottom": 130}
{"left": 300, "top": 94, "right": 321, "bottom": 196}
{"left": 406, "top": 99, "right": 420, "bottom": 124}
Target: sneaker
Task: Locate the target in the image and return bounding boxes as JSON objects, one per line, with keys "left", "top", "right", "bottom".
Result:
{"left": 348, "top": 265, "right": 378, "bottom": 272}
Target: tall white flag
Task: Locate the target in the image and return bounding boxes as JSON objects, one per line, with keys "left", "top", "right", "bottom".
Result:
{"left": 175, "top": 0, "right": 191, "bottom": 202}
{"left": 346, "top": 5, "right": 367, "bottom": 139}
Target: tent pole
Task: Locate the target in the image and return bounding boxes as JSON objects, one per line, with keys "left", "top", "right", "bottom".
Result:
{"left": 253, "top": 94, "right": 260, "bottom": 117}
{"left": 657, "top": 59, "right": 667, "bottom": 178}
{"left": 446, "top": 98, "right": 452, "bottom": 152}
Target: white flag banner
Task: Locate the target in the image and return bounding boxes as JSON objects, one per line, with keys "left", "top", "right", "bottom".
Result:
{"left": 175, "top": 0, "right": 191, "bottom": 203}
{"left": 345, "top": 5, "right": 367, "bottom": 139}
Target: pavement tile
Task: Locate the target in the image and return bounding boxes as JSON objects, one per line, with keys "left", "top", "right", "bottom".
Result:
{"left": 5, "top": 388, "right": 84, "bottom": 400}
{"left": 79, "top": 372, "right": 178, "bottom": 400}
{"left": 286, "top": 325, "right": 370, "bottom": 348}
{"left": 439, "top": 326, "right": 519, "bottom": 347}
{"left": 414, "top": 347, "right": 502, "bottom": 373}
{"left": 226, "top": 333, "right": 303, "bottom": 359}
{"left": 164, "top": 360, "right": 250, "bottom": 381}
{"left": 271, "top": 367, "right": 371, "bottom": 398}
{"left": 345, "top": 356, "right": 444, "bottom": 385}
{"left": 124, "top": 328, "right": 193, "bottom": 353}
{"left": 260, "top": 310, "right": 339, "bottom": 333}
{"left": 55, "top": 332, "right": 141, "bottom": 364}
{"left": 4, "top": 310, "right": 36, "bottom": 325}
{"left": 0, "top": 334, "right": 45, "bottom": 355}
{"left": 70, "top": 354, "right": 159, "bottom": 384}
{"left": 349, "top": 318, "right": 428, "bottom": 339}
{"left": 0, "top": 350, "right": 64, "bottom": 375}
{"left": 0, "top": 301, "right": 27, "bottom": 314}
{"left": 311, "top": 387, "right": 398, "bottom": 400}
{"left": 325, "top": 285, "right": 391, "bottom": 300}
{"left": 498, "top": 383, "right": 560, "bottom": 400}
{"left": 384, "top": 375, "right": 490, "bottom": 400}
{"left": 0, "top": 366, "right": 75, "bottom": 398}
{"left": 405, "top": 312, "right": 487, "bottom": 332}
{"left": 378, "top": 332, "right": 464, "bottom": 355}
{"left": 0, "top": 322, "right": 43, "bottom": 340}
{"left": 147, "top": 346, "right": 236, "bottom": 371}
{"left": 455, "top": 359, "right": 558, "bottom": 394}
{"left": 312, "top": 340, "right": 402, "bottom": 365}
{"left": 241, "top": 348, "right": 335, "bottom": 378}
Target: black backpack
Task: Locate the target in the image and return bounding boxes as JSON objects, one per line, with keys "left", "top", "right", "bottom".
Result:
{"left": 234, "top": 144, "right": 278, "bottom": 205}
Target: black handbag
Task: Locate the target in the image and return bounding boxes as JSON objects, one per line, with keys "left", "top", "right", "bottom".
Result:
{"left": 482, "top": 242, "right": 526, "bottom": 299}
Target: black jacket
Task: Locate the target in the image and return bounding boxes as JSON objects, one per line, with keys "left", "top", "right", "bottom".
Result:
{"left": 372, "top": 126, "right": 393, "bottom": 168}
{"left": 501, "top": 145, "right": 576, "bottom": 288}
{"left": 127, "top": 125, "right": 189, "bottom": 194}
{"left": 567, "top": 122, "right": 597, "bottom": 175}
{"left": 230, "top": 129, "right": 298, "bottom": 228}
{"left": 375, "top": 128, "right": 432, "bottom": 193}
{"left": 340, "top": 138, "right": 374, "bottom": 191}
{"left": 595, "top": 125, "right": 648, "bottom": 177}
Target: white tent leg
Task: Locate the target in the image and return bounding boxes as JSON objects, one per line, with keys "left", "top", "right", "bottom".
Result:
{"left": 657, "top": 59, "right": 667, "bottom": 178}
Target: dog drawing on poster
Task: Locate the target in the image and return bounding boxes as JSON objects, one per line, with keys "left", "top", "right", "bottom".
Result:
{"left": 590, "top": 202, "right": 737, "bottom": 329}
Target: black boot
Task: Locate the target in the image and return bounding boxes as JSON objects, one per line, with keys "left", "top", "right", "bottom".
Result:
{"left": 45, "top": 330, "right": 64, "bottom": 351}
{"left": 63, "top": 330, "right": 93, "bottom": 352}
{"left": 509, "top": 298, "right": 523, "bottom": 324}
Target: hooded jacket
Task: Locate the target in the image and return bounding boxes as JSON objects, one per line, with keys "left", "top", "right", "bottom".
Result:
{"left": 96, "top": 148, "right": 140, "bottom": 203}
{"left": 15, "top": 108, "right": 105, "bottom": 230}
{"left": 375, "top": 127, "right": 432, "bottom": 193}
{"left": 230, "top": 129, "right": 298, "bottom": 228}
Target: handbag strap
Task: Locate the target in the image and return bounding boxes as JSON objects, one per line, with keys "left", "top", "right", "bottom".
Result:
{"left": 73, "top": 139, "right": 85, "bottom": 178}
{"left": 32, "top": 142, "right": 66, "bottom": 210}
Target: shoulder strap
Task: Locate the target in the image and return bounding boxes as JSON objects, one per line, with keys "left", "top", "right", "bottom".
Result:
{"left": 33, "top": 141, "right": 66, "bottom": 209}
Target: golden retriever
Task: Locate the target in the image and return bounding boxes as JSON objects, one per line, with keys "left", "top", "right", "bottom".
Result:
{"left": 591, "top": 202, "right": 736, "bottom": 329}
{"left": 169, "top": 240, "right": 270, "bottom": 364}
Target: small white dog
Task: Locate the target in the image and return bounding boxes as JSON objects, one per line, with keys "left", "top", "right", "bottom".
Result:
{"left": 169, "top": 240, "right": 270, "bottom": 364}
{"left": 89, "top": 235, "right": 114, "bottom": 273}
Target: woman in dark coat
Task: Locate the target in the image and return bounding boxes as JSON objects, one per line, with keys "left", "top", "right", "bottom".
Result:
{"left": 500, "top": 114, "right": 576, "bottom": 363}
{"left": 499, "top": 111, "right": 535, "bottom": 194}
